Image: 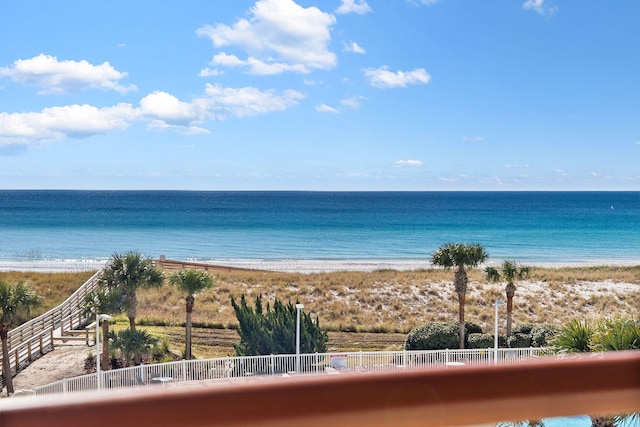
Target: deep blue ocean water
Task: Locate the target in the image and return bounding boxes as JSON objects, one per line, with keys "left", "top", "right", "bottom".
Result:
{"left": 0, "top": 190, "right": 638, "bottom": 264}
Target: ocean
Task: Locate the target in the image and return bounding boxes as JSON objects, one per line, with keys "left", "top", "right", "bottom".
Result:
{"left": 0, "top": 190, "right": 638, "bottom": 271}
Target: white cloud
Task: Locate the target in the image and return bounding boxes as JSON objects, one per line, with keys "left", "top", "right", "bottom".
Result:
{"left": 146, "top": 120, "right": 209, "bottom": 135}
{"left": 343, "top": 41, "right": 365, "bottom": 54}
{"left": 335, "top": 0, "right": 372, "bottom": 15}
{"left": 211, "top": 52, "right": 245, "bottom": 67}
{"left": 199, "top": 68, "right": 223, "bottom": 77}
{"left": 203, "top": 83, "right": 304, "bottom": 118}
{"left": 364, "top": 66, "right": 431, "bottom": 88}
{"left": 196, "top": 0, "right": 336, "bottom": 75}
{"left": 394, "top": 160, "right": 423, "bottom": 167}
{"left": 0, "top": 54, "right": 137, "bottom": 94}
{"left": 504, "top": 164, "right": 530, "bottom": 169}
{"left": 340, "top": 96, "right": 363, "bottom": 109}
{"left": 139, "top": 91, "right": 200, "bottom": 124}
{"left": 316, "top": 104, "right": 339, "bottom": 114}
{"left": 462, "top": 136, "right": 484, "bottom": 142}
{"left": 522, "top": 0, "right": 557, "bottom": 16}
{"left": 635, "top": 140, "right": 640, "bottom": 145}
{"left": 0, "top": 103, "right": 135, "bottom": 144}
{"left": 1, "top": 83, "right": 304, "bottom": 145}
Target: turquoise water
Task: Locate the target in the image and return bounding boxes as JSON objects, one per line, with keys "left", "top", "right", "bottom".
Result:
{"left": 0, "top": 190, "right": 638, "bottom": 264}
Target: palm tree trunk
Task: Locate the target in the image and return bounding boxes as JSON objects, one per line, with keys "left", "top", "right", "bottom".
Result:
{"left": 1, "top": 330, "right": 14, "bottom": 395}
{"left": 126, "top": 290, "right": 137, "bottom": 331}
{"left": 506, "top": 293, "right": 514, "bottom": 337}
{"left": 185, "top": 295, "right": 194, "bottom": 360}
{"left": 186, "top": 310, "right": 192, "bottom": 360}
{"left": 101, "top": 320, "right": 110, "bottom": 370}
{"left": 458, "top": 292, "right": 465, "bottom": 349}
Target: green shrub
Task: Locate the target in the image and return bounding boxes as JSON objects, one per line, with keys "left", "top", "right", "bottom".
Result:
{"left": 507, "top": 333, "right": 532, "bottom": 348}
{"left": 464, "top": 321, "right": 483, "bottom": 335}
{"left": 552, "top": 318, "right": 593, "bottom": 353}
{"left": 405, "top": 322, "right": 459, "bottom": 350}
{"left": 467, "top": 333, "right": 493, "bottom": 349}
{"left": 591, "top": 318, "right": 640, "bottom": 351}
{"left": 231, "top": 294, "right": 328, "bottom": 356}
{"left": 512, "top": 324, "right": 534, "bottom": 335}
{"left": 530, "top": 324, "right": 557, "bottom": 347}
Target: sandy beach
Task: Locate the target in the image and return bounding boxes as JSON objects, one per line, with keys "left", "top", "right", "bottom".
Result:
{"left": 1, "top": 258, "right": 639, "bottom": 274}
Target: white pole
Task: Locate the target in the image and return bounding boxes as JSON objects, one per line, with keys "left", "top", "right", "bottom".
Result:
{"left": 295, "top": 303, "right": 304, "bottom": 373}
{"left": 96, "top": 314, "right": 101, "bottom": 391}
{"left": 494, "top": 301, "right": 505, "bottom": 365}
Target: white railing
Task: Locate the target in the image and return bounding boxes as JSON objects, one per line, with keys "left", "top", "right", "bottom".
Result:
{"left": 32, "top": 347, "right": 548, "bottom": 396}
{"left": 0, "top": 270, "right": 102, "bottom": 388}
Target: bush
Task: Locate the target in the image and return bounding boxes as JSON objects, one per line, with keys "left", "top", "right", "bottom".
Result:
{"left": 405, "top": 322, "right": 459, "bottom": 350}
{"left": 530, "top": 324, "right": 557, "bottom": 347}
{"left": 231, "top": 294, "right": 328, "bottom": 356}
{"left": 464, "top": 321, "right": 483, "bottom": 335}
{"left": 467, "top": 333, "right": 493, "bottom": 349}
{"left": 591, "top": 318, "right": 640, "bottom": 351}
{"left": 512, "top": 324, "right": 534, "bottom": 335}
{"left": 507, "top": 332, "right": 532, "bottom": 348}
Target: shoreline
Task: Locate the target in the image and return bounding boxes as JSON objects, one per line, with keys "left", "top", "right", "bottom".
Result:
{"left": 0, "top": 258, "right": 638, "bottom": 273}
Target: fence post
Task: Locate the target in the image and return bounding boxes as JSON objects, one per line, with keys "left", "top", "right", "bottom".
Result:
{"left": 27, "top": 341, "right": 32, "bottom": 361}
{"left": 50, "top": 328, "right": 54, "bottom": 350}
{"left": 359, "top": 351, "right": 363, "bottom": 368}
{"left": 63, "top": 378, "right": 68, "bottom": 395}
{"left": 403, "top": 349, "right": 407, "bottom": 368}
{"left": 270, "top": 354, "right": 274, "bottom": 375}
{"left": 182, "top": 359, "right": 187, "bottom": 382}
{"left": 39, "top": 334, "right": 43, "bottom": 356}
{"left": 445, "top": 348, "right": 449, "bottom": 364}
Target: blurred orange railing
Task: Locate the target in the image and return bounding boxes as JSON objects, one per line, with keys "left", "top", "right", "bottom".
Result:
{"left": 0, "top": 350, "right": 638, "bottom": 427}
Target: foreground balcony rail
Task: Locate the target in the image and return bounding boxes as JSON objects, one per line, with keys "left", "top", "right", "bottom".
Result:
{"left": 0, "top": 351, "right": 638, "bottom": 427}
{"left": 30, "top": 347, "right": 546, "bottom": 396}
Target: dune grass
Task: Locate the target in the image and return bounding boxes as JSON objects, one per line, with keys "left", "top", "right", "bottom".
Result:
{"left": 4, "top": 265, "right": 639, "bottom": 357}
{"left": 137, "top": 266, "right": 640, "bottom": 334}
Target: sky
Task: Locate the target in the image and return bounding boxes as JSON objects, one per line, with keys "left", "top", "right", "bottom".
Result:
{"left": 0, "top": 0, "right": 638, "bottom": 191}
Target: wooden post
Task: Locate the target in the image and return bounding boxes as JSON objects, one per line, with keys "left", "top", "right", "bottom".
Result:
{"left": 27, "top": 341, "right": 32, "bottom": 361}
{"left": 39, "top": 335, "right": 44, "bottom": 356}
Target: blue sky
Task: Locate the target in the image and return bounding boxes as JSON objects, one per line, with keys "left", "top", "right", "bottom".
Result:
{"left": 1, "top": 0, "right": 638, "bottom": 191}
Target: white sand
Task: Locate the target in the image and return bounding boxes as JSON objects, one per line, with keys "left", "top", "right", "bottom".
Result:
{"left": 1, "top": 258, "right": 637, "bottom": 274}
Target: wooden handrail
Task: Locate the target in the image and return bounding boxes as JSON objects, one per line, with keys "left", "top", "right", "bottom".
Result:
{"left": 1, "top": 351, "right": 638, "bottom": 427}
{"left": 155, "top": 258, "right": 264, "bottom": 272}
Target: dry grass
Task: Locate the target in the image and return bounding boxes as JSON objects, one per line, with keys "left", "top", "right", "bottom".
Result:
{"left": 5, "top": 266, "right": 639, "bottom": 356}
{"left": 136, "top": 266, "right": 640, "bottom": 335}
{"left": 0, "top": 271, "right": 95, "bottom": 316}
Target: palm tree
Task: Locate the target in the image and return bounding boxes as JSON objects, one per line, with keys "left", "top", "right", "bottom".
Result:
{"left": 0, "top": 281, "right": 41, "bottom": 395}
{"left": 169, "top": 269, "right": 214, "bottom": 360}
{"left": 82, "top": 287, "right": 120, "bottom": 371}
{"left": 485, "top": 260, "right": 529, "bottom": 337}
{"left": 430, "top": 243, "right": 488, "bottom": 349}
{"left": 111, "top": 328, "right": 158, "bottom": 366}
{"left": 101, "top": 252, "right": 164, "bottom": 331}
{"left": 552, "top": 318, "right": 639, "bottom": 426}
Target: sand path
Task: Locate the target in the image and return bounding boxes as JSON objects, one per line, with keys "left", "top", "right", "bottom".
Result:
{"left": 5, "top": 342, "right": 90, "bottom": 395}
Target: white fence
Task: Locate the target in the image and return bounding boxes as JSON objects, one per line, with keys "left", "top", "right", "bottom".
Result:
{"left": 32, "top": 347, "right": 547, "bottom": 396}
